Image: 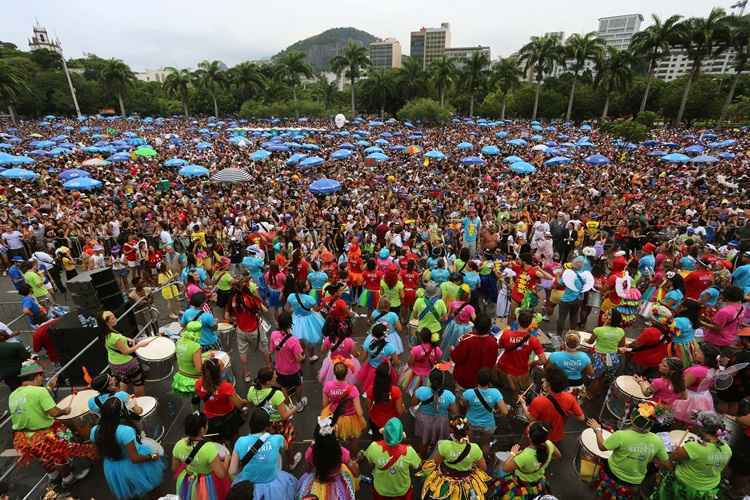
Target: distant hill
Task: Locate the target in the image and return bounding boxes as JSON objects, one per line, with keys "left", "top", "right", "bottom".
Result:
{"left": 274, "top": 27, "right": 380, "bottom": 72}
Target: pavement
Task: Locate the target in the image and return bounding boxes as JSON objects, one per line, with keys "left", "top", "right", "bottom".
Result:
{"left": 0, "top": 281, "right": 609, "bottom": 500}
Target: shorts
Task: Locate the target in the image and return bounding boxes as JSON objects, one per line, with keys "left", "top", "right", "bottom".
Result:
{"left": 111, "top": 358, "right": 145, "bottom": 387}
{"left": 127, "top": 260, "right": 137, "bottom": 268}
{"left": 216, "top": 289, "right": 232, "bottom": 308}
{"left": 277, "top": 371, "right": 302, "bottom": 392}
{"left": 237, "top": 327, "right": 269, "bottom": 356}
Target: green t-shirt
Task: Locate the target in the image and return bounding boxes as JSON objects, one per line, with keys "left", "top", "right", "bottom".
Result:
{"left": 412, "top": 298, "right": 447, "bottom": 334}
{"left": 437, "top": 440, "right": 483, "bottom": 472}
{"left": 440, "top": 281, "right": 460, "bottom": 306}
{"left": 172, "top": 438, "right": 220, "bottom": 476}
{"left": 381, "top": 280, "right": 404, "bottom": 307}
{"left": 176, "top": 338, "right": 201, "bottom": 377}
{"left": 106, "top": 331, "right": 133, "bottom": 365}
{"left": 513, "top": 441, "right": 557, "bottom": 483}
{"left": 364, "top": 441, "right": 422, "bottom": 497}
{"left": 9, "top": 385, "right": 55, "bottom": 431}
{"left": 605, "top": 429, "right": 668, "bottom": 484}
{"left": 675, "top": 441, "right": 731, "bottom": 491}
{"left": 247, "top": 386, "right": 286, "bottom": 422}
{"left": 215, "top": 271, "right": 233, "bottom": 292}
{"left": 23, "top": 270, "right": 47, "bottom": 298}
{"left": 593, "top": 326, "right": 626, "bottom": 354}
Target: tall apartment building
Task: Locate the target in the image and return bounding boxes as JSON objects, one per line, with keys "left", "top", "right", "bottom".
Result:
{"left": 410, "top": 22, "right": 451, "bottom": 69}
{"left": 369, "top": 38, "right": 402, "bottom": 69}
{"left": 444, "top": 46, "right": 491, "bottom": 68}
{"left": 597, "top": 14, "right": 643, "bottom": 51}
{"left": 653, "top": 50, "right": 741, "bottom": 81}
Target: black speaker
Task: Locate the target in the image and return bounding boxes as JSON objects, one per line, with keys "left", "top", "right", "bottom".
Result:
{"left": 49, "top": 307, "right": 107, "bottom": 385}
{"left": 90, "top": 268, "right": 116, "bottom": 287}
{"left": 67, "top": 269, "right": 124, "bottom": 312}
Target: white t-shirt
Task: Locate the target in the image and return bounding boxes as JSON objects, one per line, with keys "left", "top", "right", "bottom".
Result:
{"left": 159, "top": 230, "right": 173, "bottom": 247}
{"left": 110, "top": 221, "right": 121, "bottom": 238}
{"left": 2, "top": 231, "right": 23, "bottom": 250}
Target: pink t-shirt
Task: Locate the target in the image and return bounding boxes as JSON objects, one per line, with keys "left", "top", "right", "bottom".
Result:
{"left": 264, "top": 270, "right": 287, "bottom": 290}
{"left": 323, "top": 380, "right": 359, "bottom": 416}
{"left": 410, "top": 343, "right": 442, "bottom": 377}
{"left": 704, "top": 303, "right": 743, "bottom": 347}
{"left": 270, "top": 329, "right": 303, "bottom": 375}
{"left": 685, "top": 364, "right": 710, "bottom": 391}
{"left": 321, "top": 337, "right": 355, "bottom": 359}
{"left": 650, "top": 377, "right": 680, "bottom": 405}
{"left": 449, "top": 300, "right": 475, "bottom": 323}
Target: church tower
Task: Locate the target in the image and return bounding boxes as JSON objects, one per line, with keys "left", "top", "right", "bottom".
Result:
{"left": 28, "top": 21, "right": 62, "bottom": 54}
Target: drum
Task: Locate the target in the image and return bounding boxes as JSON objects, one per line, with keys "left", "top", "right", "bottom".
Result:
{"left": 600, "top": 375, "right": 651, "bottom": 427}
{"left": 576, "top": 428, "right": 612, "bottom": 482}
{"left": 56, "top": 389, "right": 100, "bottom": 441}
{"left": 407, "top": 319, "right": 419, "bottom": 344}
{"left": 586, "top": 290, "right": 602, "bottom": 309}
{"left": 573, "top": 331, "right": 595, "bottom": 354}
{"left": 159, "top": 321, "right": 183, "bottom": 341}
{"left": 217, "top": 322, "right": 235, "bottom": 350}
{"left": 131, "top": 396, "right": 164, "bottom": 442}
{"left": 136, "top": 336, "right": 176, "bottom": 382}
{"left": 667, "top": 430, "right": 698, "bottom": 452}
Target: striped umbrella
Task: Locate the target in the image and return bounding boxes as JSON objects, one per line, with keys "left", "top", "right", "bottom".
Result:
{"left": 210, "top": 167, "right": 252, "bottom": 183}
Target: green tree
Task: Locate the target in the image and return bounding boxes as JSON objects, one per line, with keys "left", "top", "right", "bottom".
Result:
{"left": 361, "top": 68, "right": 396, "bottom": 118}
{"left": 397, "top": 57, "right": 428, "bottom": 103}
{"left": 0, "top": 59, "right": 30, "bottom": 123}
{"left": 274, "top": 51, "right": 313, "bottom": 116}
{"left": 490, "top": 57, "right": 523, "bottom": 120}
{"left": 397, "top": 97, "right": 452, "bottom": 125}
{"left": 719, "top": 14, "right": 750, "bottom": 122}
{"left": 518, "top": 34, "right": 563, "bottom": 119}
{"left": 660, "top": 75, "right": 723, "bottom": 123}
{"left": 460, "top": 51, "right": 490, "bottom": 117}
{"left": 193, "top": 60, "right": 228, "bottom": 117}
{"left": 595, "top": 47, "right": 636, "bottom": 119}
{"left": 563, "top": 32, "right": 605, "bottom": 120}
{"left": 162, "top": 67, "right": 192, "bottom": 117}
{"left": 429, "top": 57, "right": 456, "bottom": 107}
{"left": 329, "top": 42, "right": 370, "bottom": 115}
{"left": 229, "top": 62, "right": 266, "bottom": 104}
{"left": 310, "top": 76, "right": 338, "bottom": 109}
{"left": 673, "top": 8, "right": 730, "bottom": 125}
{"left": 100, "top": 58, "right": 135, "bottom": 116}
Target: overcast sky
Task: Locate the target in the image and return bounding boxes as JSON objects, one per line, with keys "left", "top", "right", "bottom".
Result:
{"left": 4, "top": 0, "right": 737, "bottom": 71}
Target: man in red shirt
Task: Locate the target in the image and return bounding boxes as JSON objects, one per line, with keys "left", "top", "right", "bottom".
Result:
{"left": 519, "top": 364, "right": 584, "bottom": 442}
{"left": 497, "top": 309, "right": 547, "bottom": 393}
{"left": 451, "top": 315, "right": 499, "bottom": 389}
{"left": 627, "top": 325, "right": 669, "bottom": 376}
{"left": 683, "top": 259, "right": 713, "bottom": 300}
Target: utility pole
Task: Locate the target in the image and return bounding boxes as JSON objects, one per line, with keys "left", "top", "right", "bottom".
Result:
{"left": 58, "top": 37, "right": 82, "bottom": 119}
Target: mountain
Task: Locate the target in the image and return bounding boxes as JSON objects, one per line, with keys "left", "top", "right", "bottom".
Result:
{"left": 274, "top": 27, "right": 379, "bottom": 72}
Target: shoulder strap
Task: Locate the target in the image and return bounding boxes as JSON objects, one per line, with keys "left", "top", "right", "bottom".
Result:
{"left": 545, "top": 394, "right": 567, "bottom": 418}
{"left": 474, "top": 388, "right": 494, "bottom": 414}
{"left": 369, "top": 338, "right": 387, "bottom": 358}
{"left": 239, "top": 434, "right": 270, "bottom": 468}
{"left": 184, "top": 439, "right": 208, "bottom": 465}
{"left": 256, "top": 387, "right": 278, "bottom": 408}
{"left": 275, "top": 333, "right": 293, "bottom": 352}
{"left": 295, "top": 293, "right": 312, "bottom": 312}
{"left": 378, "top": 443, "right": 407, "bottom": 470}
{"left": 330, "top": 334, "right": 347, "bottom": 354}
{"left": 447, "top": 443, "right": 472, "bottom": 464}
{"left": 453, "top": 301, "right": 471, "bottom": 318}
{"left": 505, "top": 333, "right": 531, "bottom": 352}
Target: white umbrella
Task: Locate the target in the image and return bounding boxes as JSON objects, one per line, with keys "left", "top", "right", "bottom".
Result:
{"left": 211, "top": 167, "right": 252, "bottom": 183}
{"left": 531, "top": 144, "right": 548, "bottom": 152}
{"left": 81, "top": 158, "right": 111, "bottom": 167}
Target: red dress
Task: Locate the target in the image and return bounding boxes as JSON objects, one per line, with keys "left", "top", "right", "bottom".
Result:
{"left": 400, "top": 270, "right": 420, "bottom": 307}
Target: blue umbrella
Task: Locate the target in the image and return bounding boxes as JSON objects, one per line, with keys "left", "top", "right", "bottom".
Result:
{"left": 718, "top": 152, "right": 736, "bottom": 160}
{"left": 299, "top": 156, "right": 324, "bottom": 169}
{"left": 82, "top": 146, "right": 102, "bottom": 154}
{"left": 503, "top": 155, "right": 524, "bottom": 164}
{"left": 366, "top": 152, "right": 389, "bottom": 162}
{"left": 59, "top": 168, "right": 90, "bottom": 182}
{"left": 689, "top": 154, "right": 719, "bottom": 164}
{"left": 510, "top": 162, "right": 536, "bottom": 174}
{"left": 0, "top": 167, "right": 38, "bottom": 181}
{"left": 424, "top": 150, "right": 446, "bottom": 160}
{"left": 196, "top": 141, "right": 212, "bottom": 150}
{"left": 364, "top": 146, "right": 384, "bottom": 154}
{"left": 530, "top": 120, "right": 540, "bottom": 126}
{"left": 684, "top": 144, "right": 705, "bottom": 154}
{"left": 642, "top": 140, "right": 660, "bottom": 147}
{"left": 456, "top": 142, "right": 473, "bottom": 151}
{"left": 708, "top": 139, "right": 737, "bottom": 149}
{"left": 531, "top": 124, "right": 543, "bottom": 132}
{"left": 63, "top": 177, "right": 102, "bottom": 191}
{"left": 507, "top": 138, "right": 527, "bottom": 147}
{"left": 647, "top": 150, "right": 668, "bottom": 157}
{"left": 530, "top": 134, "right": 544, "bottom": 142}
{"left": 36, "top": 140, "right": 56, "bottom": 149}
{"left": 330, "top": 149, "right": 353, "bottom": 160}
{"left": 266, "top": 143, "right": 289, "bottom": 153}
{"left": 576, "top": 140, "right": 595, "bottom": 147}
{"left": 544, "top": 156, "right": 572, "bottom": 166}
{"left": 661, "top": 142, "right": 680, "bottom": 149}
{"left": 481, "top": 145, "right": 500, "bottom": 156}
{"left": 178, "top": 164, "right": 210, "bottom": 177}
{"left": 0, "top": 143, "right": 13, "bottom": 149}
{"left": 339, "top": 142, "right": 355, "bottom": 150}
{"left": 661, "top": 153, "right": 690, "bottom": 163}
{"left": 107, "top": 152, "right": 131, "bottom": 163}
{"left": 356, "top": 140, "right": 371, "bottom": 147}
{"left": 581, "top": 124, "right": 592, "bottom": 131}
{"left": 309, "top": 178, "right": 342, "bottom": 195}
{"left": 250, "top": 149, "right": 271, "bottom": 161}
{"left": 460, "top": 156, "right": 486, "bottom": 166}
{"left": 585, "top": 154, "right": 611, "bottom": 166}
{"left": 0, "top": 154, "right": 34, "bottom": 165}
{"left": 495, "top": 131, "right": 509, "bottom": 139}
{"left": 374, "top": 139, "right": 389, "bottom": 146}
{"left": 300, "top": 143, "right": 320, "bottom": 151}
{"left": 28, "top": 149, "right": 50, "bottom": 158}
{"left": 389, "top": 144, "right": 406, "bottom": 153}
{"left": 163, "top": 158, "right": 187, "bottom": 167}
{"left": 286, "top": 153, "right": 308, "bottom": 166}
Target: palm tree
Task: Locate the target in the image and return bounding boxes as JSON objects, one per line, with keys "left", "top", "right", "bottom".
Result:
{"left": 595, "top": 47, "right": 636, "bottom": 119}
{"left": 674, "top": 8, "right": 730, "bottom": 125}
{"left": 330, "top": 42, "right": 371, "bottom": 116}
{"left": 719, "top": 14, "right": 750, "bottom": 122}
{"left": 275, "top": 51, "right": 313, "bottom": 116}
{"left": 193, "top": 60, "right": 228, "bottom": 117}
{"left": 363, "top": 68, "right": 396, "bottom": 118}
{"left": 229, "top": 62, "right": 266, "bottom": 104}
{"left": 429, "top": 57, "right": 456, "bottom": 107}
{"left": 397, "top": 57, "right": 428, "bottom": 102}
{"left": 518, "top": 34, "right": 563, "bottom": 120}
{"left": 490, "top": 57, "right": 523, "bottom": 120}
{"left": 311, "top": 76, "right": 338, "bottom": 109}
{"left": 101, "top": 58, "right": 135, "bottom": 116}
{"left": 460, "top": 51, "right": 490, "bottom": 117}
{"left": 629, "top": 14, "right": 683, "bottom": 113}
{"left": 162, "top": 67, "right": 192, "bottom": 117}
{"left": 0, "top": 60, "right": 29, "bottom": 124}
{"left": 563, "top": 32, "right": 604, "bottom": 120}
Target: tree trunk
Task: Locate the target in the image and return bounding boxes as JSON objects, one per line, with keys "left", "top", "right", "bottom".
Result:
{"left": 212, "top": 94, "right": 219, "bottom": 118}
{"left": 719, "top": 66, "right": 743, "bottom": 123}
{"left": 117, "top": 93, "right": 126, "bottom": 117}
{"left": 469, "top": 94, "right": 475, "bottom": 118}
{"left": 676, "top": 65, "right": 698, "bottom": 125}
{"left": 350, "top": 76, "right": 356, "bottom": 116}
{"left": 501, "top": 94, "right": 507, "bottom": 120}
{"left": 639, "top": 60, "right": 655, "bottom": 114}
{"left": 440, "top": 86, "right": 445, "bottom": 108}
{"left": 7, "top": 105, "right": 16, "bottom": 125}
{"left": 183, "top": 100, "right": 189, "bottom": 118}
{"left": 380, "top": 103, "right": 384, "bottom": 119}
{"left": 565, "top": 77, "right": 577, "bottom": 121}
{"left": 532, "top": 80, "right": 542, "bottom": 120}
{"left": 601, "top": 93, "right": 611, "bottom": 120}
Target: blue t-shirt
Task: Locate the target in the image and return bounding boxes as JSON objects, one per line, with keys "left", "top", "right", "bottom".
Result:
{"left": 431, "top": 268, "right": 450, "bottom": 284}
{"left": 8, "top": 265, "right": 25, "bottom": 289}
{"left": 88, "top": 391, "right": 129, "bottom": 415}
{"left": 241, "top": 256, "right": 265, "bottom": 281}
{"left": 638, "top": 254, "right": 655, "bottom": 274}
{"left": 179, "top": 266, "right": 208, "bottom": 286}
{"left": 363, "top": 334, "right": 397, "bottom": 368}
{"left": 733, "top": 264, "right": 750, "bottom": 294}
{"left": 463, "top": 272, "right": 480, "bottom": 290}
{"left": 180, "top": 307, "right": 218, "bottom": 347}
{"left": 233, "top": 433, "right": 284, "bottom": 484}
{"left": 90, "top": 424, "right": 144, "bottom": 458}
{"left": 286, "top": 293, "right": 317, "bottom": 316}
{"left": 307, "top": 271, "right": 328, "bottom": 290}
{"left": 21, "top": 295, "right": 43, "bottom": 327}
{"left": 371, "top": 310, "right": 399, "bottom": 334}
{"left": 415, "top": 386, "right": 456, "bottom": 417}
{"left": 462, "top": 216, "right": 481, "bottom": 243}
{"left": 548, "top": 351, "right": 590, "bottom": 383}
{"left": 463, "top": 387, "right": 503, "bottom": 429}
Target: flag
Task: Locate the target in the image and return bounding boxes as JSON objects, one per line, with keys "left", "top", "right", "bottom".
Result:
{"left": 423, "top": 158, "right": 430, "bottom": 167}
{"left": 732, "top": 0, "right": 747, "bottom": 8}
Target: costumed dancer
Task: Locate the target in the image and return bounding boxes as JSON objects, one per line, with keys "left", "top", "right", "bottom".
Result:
{"left": 356, "top": 323, "right": 398, "bottom": 393}
{"left": 318, "top": 314, "right": 360, "bottom": 385}
{"left": 441, "top": 287, "right": 475, "bottom": 361}
{"left": 359, "top": 258, "right": 383, "bottom": 312}
{"left": 172, "top": 321, "right": 203, "bottom": 396}
{"left": 493, "top": 422, "right": 559, "bottom": 499}
{"left": 371, "top": 297, "right": 404, "bottom": 355}
{"left": 320, "top": 362, "right": 367, "bottom": 443}
{"left": 400, "top": 328, "right": 443, "bottom": 397}
{"left": 286, "top": 282, "right": 324, "bottom": 360}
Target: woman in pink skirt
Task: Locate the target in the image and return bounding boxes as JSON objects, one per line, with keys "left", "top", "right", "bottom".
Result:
{"left": 318, "top": 318, "right": 361, "bottom": 385}
{"left": 672, "top": 343, "right": 719, "bottom": 423}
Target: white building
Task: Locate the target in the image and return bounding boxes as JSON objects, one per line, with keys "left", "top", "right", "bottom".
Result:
{"left": 135, "top": 68, "right": 171, "bottom": 83}
{"left": 28, "top": 22, "right": 62, "bottom": 55}
{"left": 370, "top": 38, "right": 402, "bottom": 69}
{"left": 597, "top": 14, "right": 643, "bottom": 51}
{"left": 444, "top": 46, "right": 491, "bottom": 68}
{"left": 653, "top": 49, "right": 743, "bottom": 81}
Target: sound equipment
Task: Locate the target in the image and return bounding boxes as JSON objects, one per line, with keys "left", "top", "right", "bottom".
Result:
{"left": 68, "top": 268, "right": 125, "bottom": 312}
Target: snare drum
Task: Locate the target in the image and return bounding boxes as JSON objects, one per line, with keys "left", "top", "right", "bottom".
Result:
{"left": 586, "top": 291, "right": 602, "bottom": 309}
{"left": 600, "top": 375, "right": 651, "bottom": 427}
{"left": 572, "top": 330, "right": 595, "bottom": 353}
{"left": 667, "top": 430, "right": 698, "bottom": 452}
{"left": 136, "top": 337, "right": 176, "bottom": 382}
{"left": 576, "top": 428, "right": 612, "bottom": 482}
{"left": 217, "top": 322, "right": 235, "bottom": 350}
{"left": 159, "top": 321, "right": 183, "bottom": 341}
{"left": 131, "top": 396, "right": 164, "bottom": 442}
{"left": 56, "top": 389, "right": 100, "bottom": 441}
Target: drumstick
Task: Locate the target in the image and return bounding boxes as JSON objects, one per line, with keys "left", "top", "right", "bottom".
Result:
{"left": 520, "top": 384, "right": 535, "bottom": 398}
{"left": 676, "top": 429, "right": 691, "bottom": 449}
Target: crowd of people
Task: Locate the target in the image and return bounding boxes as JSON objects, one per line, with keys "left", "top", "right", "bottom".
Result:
{"left": 0, "top": 113, "right": 749, "bottom": 500}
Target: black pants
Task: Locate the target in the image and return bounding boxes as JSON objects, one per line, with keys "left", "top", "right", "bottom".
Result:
{"left": 557, "top": 299, "right": 580, "bottom": 336}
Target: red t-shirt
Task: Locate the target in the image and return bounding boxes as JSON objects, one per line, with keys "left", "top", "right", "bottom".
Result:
{"left": 195, "top": 380, "right": 236, "bottom": 418}
{"left": 231, "top": 292, "right": 260, "bottom": 332}
{"left": 366, "top": 386, "right": 402, "bottom": 428}
{"left": 683, "top": 269, "right": 713, "bottom": 300}
{"left": 511, "top": 264, "right": 540, "bottom": 303}
{"left": 498, "top": 330, "right": 544, "bottom": 377}
{"left": 451, "top": 334, "right": 499, "bottom": 388}
{"left": 629, "top": 327, "right": 668, "bottom": 368}
{"left": 363, "top": 270, "right": 383, "bottom": 291}
{"left": 528, "top": 391, "right": 583, "bottom": 442}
